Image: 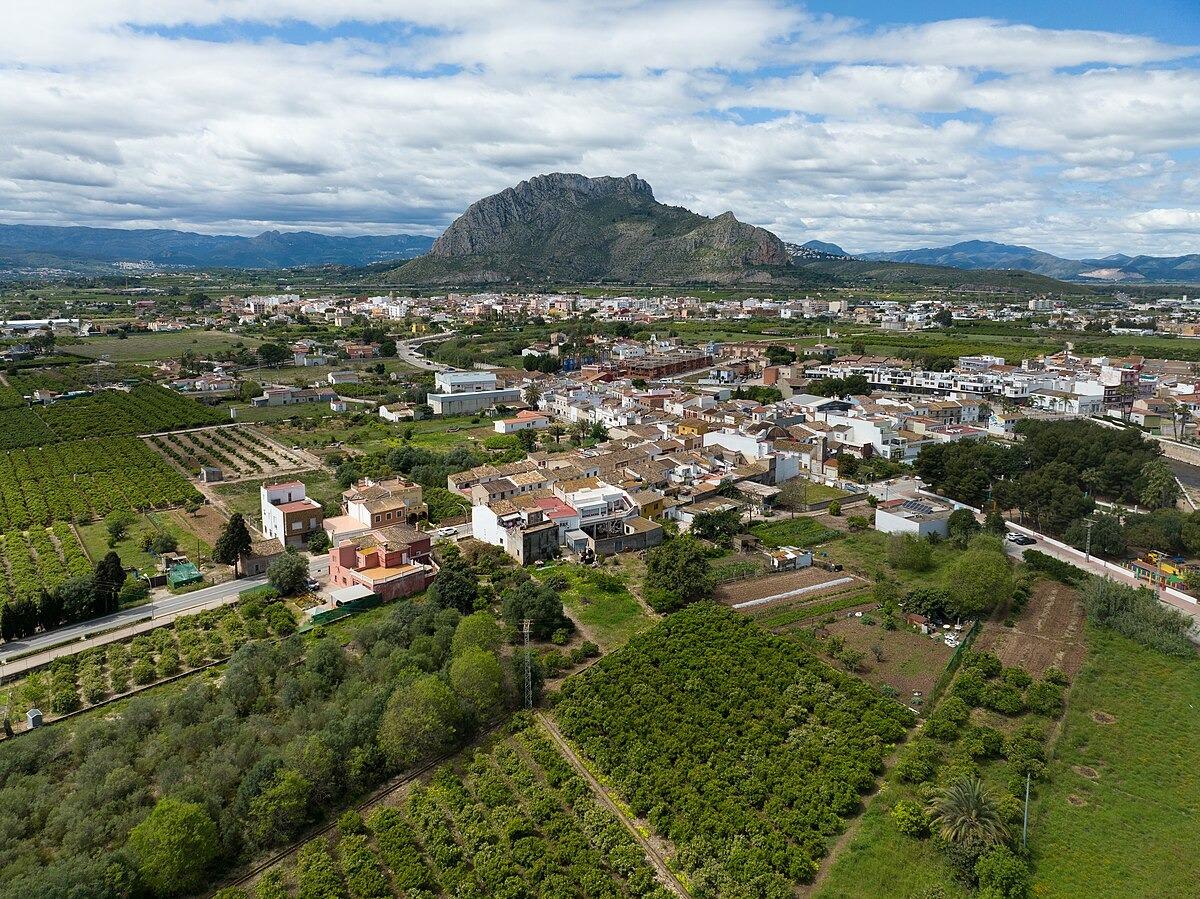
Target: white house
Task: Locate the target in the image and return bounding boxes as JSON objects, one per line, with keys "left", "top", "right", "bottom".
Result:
{"left": 260, "top": 481, "right": 324, "bottom": 548}
{"left": 874, "top": 497, "right": 952, "bottom": 539}
{"left": 495, "top": 410, "right": 550, "bottom": 434}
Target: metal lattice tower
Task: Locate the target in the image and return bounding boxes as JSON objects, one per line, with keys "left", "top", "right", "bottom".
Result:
{"left": 522, "top": 618, "right": 533, "bottom": 709}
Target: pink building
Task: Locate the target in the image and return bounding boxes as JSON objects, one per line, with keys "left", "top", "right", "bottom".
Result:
{"left": 327, "top": 525, "right": 434, "bottom": 601}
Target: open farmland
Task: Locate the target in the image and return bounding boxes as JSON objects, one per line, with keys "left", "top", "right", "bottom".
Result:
{"left": 715, "top": 566, "right": 863, "bottom": 609}
{"left": 0, "top": 524, "right": 92, "bottom": 600}
{"left": 1029, "top": 628, "right": 1200, "bottom": 899}
{"left": 149, "top": 425, "right": 310, "bottom": 480}
{"left": 555, "top": 604, "right": 914, "bottom": 894}
{"left": 0, "top": 385, "right": 223, "bottom": 450}
{"left": 0, "top": 437, "right": 202, "bottom": 531}
{"left": 974, "top": 578, "right": 1087, "bottom": 679}
{"left": 814, "top": 614, "right": 956, "bottom": 698}
{"left": 259, "top": 723, "right": 676, "bottom": 899}
{"left": 69, "top": 330, "right": 265, "bottom": 362}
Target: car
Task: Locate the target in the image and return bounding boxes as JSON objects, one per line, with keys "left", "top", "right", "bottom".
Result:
{"left": 305, "top": 578, "right": 320, "bottom": 592}
{"left": 1005, "top": 532, "right": 1036, "bottom": 546}
{"left": 435, "top": 527, "right": 459, "bottom": 538}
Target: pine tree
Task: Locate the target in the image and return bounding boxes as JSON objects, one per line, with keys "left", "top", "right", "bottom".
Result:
{"left": 213, "top": 513, "right": 252, "bottom": 576}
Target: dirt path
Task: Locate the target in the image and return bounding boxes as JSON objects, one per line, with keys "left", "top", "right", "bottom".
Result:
{"left": 537, "top": 712, "right": 690, "bottom": 899}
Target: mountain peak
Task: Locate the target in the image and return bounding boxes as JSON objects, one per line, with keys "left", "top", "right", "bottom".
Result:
{"left": 401, "top": 172, "right": 792, "bottom": 284}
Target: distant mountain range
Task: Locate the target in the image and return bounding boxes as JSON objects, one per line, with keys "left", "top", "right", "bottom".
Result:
{"left": 392, "top": 173, "right": 798, "bottom": 285}
{"left": 0, "top": 224, "right": 434, "bottom": 272}
{"left": 861, "top": 239, "right": 1200, "bottom": 283}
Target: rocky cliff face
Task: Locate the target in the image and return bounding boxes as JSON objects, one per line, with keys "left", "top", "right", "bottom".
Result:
{"left": 395, "top": 173, "right": 792, "bottom": 284}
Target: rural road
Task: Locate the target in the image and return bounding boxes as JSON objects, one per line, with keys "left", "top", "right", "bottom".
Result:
{"left": 396, "top": 332, "right": 457, "bottom": 372}
{"left": 0, "top": 556, "right": 328, "bottom": 671}
{"left": 537, "top": 712, "right": 691, "bottom": 899}
{"left": 1001, "top": 525, "right": 1200, "bottom": 625}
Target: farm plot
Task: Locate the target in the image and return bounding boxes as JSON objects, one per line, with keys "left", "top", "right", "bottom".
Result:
{"left": 555, "top": 604, "right": 915, "bottom": 894}
{"left": 0, "top": 437, "right": 202, "bottom": 531}
{"left": 3, "top": 598, "right": 296, "bottom": 728}
{"left": 149, "top": 425, "right": 309, "bottom": 480}
{"left": 0, "top": 385, "right": 224, "bottom": 450}
{"left": 974, "top": 579, "right": 1087, "bottom": 679}
{"left": 814, "top": 614, "right": 956, "bottom": 698}
{"left": 715, "top": 566, "right": 863, "bottom": 610}
{"left": 250, "top": 722, "right": 673, "bottom": 899}
{"left": 0, "top": 524, "right": 92, "bottom": 600}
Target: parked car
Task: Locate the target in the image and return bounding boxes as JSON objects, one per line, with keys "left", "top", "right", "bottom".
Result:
{"left": 1005, "top": 532, "right": 1035, "bottom": 546}
{"left": 435, "top": 527, "right": 458, "bottom": 538}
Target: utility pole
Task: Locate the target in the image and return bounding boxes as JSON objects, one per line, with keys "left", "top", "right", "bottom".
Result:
{"left": 522, "top": 618, "right": 533, "bottom": 710}
{"left": 1022, "top": 771, "right": 1031, "bottom": 849}
{"left": 1085, "top": 517, "right": 1095, "bottom": 562}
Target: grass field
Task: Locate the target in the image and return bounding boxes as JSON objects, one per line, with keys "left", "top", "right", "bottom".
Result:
{"left": 537, "top": 563, "right": 651, "bottom": 650}
{"left": 71, "top": 330, "right": 264, "bottom": 362}
{"left": 822, "top": 529, "right": 962, "bottom": 584}
{"left": 749, "top": 514, "right": 842, "bottom": 547}
{"left": 77, "top": 509, "right": 216, "bottom": 572}
{"left": 1029, "top": 627, "right": 1200, "bottom": 898}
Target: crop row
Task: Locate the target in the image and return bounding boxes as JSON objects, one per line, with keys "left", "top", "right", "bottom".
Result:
{"left": 556, "top": 604, "right": 916, "bottom": 893}
{"left": 0, "top": 525, "right": 89, "bottom": 602}
{"left": 0, "top": 437, "right": 202, "bottom": 531}
{"left": 0, "top": 385, "right": 223, "bottom": 450}
{"left": 266, "top": 722, "right": 671, "bottom": 899}
{"left": 8, "top": 595, "right": 297, "bottom": 721}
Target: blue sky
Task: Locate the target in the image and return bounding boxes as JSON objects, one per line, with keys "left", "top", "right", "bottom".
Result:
{"left": 1, "top": 1, "right": 1198, "bottom": 256}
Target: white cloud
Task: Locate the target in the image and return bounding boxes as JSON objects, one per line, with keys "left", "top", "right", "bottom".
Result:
{"left": 1126, "top": 209, "right": 1200, "bottom": 233}
{"left": 0, "top": 2, "right": 1197, "bottom": 256}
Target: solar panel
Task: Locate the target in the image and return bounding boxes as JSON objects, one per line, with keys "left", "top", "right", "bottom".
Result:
{"left": 901, "top": 499, "right": 934, "bottom": 515}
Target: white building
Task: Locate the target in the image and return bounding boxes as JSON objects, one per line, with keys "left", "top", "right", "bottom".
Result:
{"left": 427, "top": 370, "right": 522, "bottom": 415}
{"left": 874, "top": 497, "right": 952, "bottom": 539}
{"left": 260, "top": 481, "right": 324, "bottom": 548}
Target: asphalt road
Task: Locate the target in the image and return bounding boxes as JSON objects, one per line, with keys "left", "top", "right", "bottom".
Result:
{"left": 396, "top": 332, "right": 457, "bottom": 372}
{"left": 0, "top": 556, "right": 327, "bottom": 665}
{"left": 1001, "top": 525, "right": 1200, "bottom": 624}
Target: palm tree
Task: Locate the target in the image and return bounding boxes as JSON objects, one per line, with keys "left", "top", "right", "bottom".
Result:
{"left": 547, "top": 424, "right": 566, "bottom": 444}
{"left": 926, "top": 775, "right": 1009, "bottom": 847}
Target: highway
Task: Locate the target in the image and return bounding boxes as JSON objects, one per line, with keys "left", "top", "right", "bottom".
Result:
{"left": 0, "top": 556, "right": 328, "bottom": 670}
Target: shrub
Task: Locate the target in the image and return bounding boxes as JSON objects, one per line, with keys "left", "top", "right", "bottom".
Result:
{"left": 1022, "top": 549, "right": 1083, "bottom": 585}
{"left": 891, "top": 799, "right": 931, "bottom": 838}
{"left": 925, "top": 696, "right": 971, "bottom": 741}
{"left": 981, "top": 683, "right": 1025, "bottom": 716}
{"left": 896, "top": 738, "right": 942, "bottom": 784}
{"left": 1043, "top": 666, "right": 1069, "bottom": 686}
{"left": 952, "top": 669, "right": 987, "bottom": 707}
{"left": 975, "top": 845, "right": 1031, "bottom": 899}
{"left": 1026, "top": 681, "right": 1064, "bottom": 717}
{"left": 962, "top": 725, "right": 1005, "bottom": 761}
{"left": 962, "top": 651, "right": 1001, "bottom": 678}
{"left": 1001, "top": 667, "right": 1032, "bottom": 690}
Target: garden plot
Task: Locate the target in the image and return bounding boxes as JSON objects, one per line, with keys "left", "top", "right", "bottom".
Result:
{"left": 818, "top": 615, "right": 956, "bottom": 698}
{"left": 148, "top": 425, "right": 310, "bottom": 481}
{"left": 974, "top": 579, "right": 1087, "bottom": 679}
{"left": 716, "top": 566, "right": 864, "bottom": 609}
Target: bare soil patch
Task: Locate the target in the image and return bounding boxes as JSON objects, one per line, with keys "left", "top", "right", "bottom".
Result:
{"left": 1091, "top": 710, "right": 1116, "bottom": 724}
{"left": 817, "top": 616, "right": 955, "bottom": 699}
{"left": 1074, "top": 764, "right": 1100, "bottom": 780}
{"left": 1067, "top": 794, "right": 1088, "bottom": 806}
{"left": 974, "top": 579, "right": 1087, "bottom": 678}
{"left": 715, "top": 567, "right": 860, "bottom": 608}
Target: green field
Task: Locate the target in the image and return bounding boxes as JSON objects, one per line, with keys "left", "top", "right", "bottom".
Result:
{"left": 749, "top": 514, "right": 842, "bottom": 547}
{"left": 537, "top": 563, "right": 652, "bottom": 650}
{"left": 1029, "top": 627, "right": 1200, "bottom": 898}
{"left": 71, "top": 330, "right": 265, "bottom": 362}
{"left": 823, "top": 529, "right": 962, "bottom": 584}
{"left": 77, "top": 510, "right": 214, "bottom": 573}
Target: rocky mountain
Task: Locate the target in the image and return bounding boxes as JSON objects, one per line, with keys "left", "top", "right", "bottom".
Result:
{"left": 393, "top": 173, "right": 794, "bottom": 285}
{"left": 0, "top": 224, "right": 434, "bottom": 271}
{"left": 861, "top": 239, "right": 1200, "bottom": 283}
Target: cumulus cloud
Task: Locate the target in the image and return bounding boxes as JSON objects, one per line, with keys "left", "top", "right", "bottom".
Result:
{"left": 0, "top": 1, "right": 1197, "bottom": 255}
